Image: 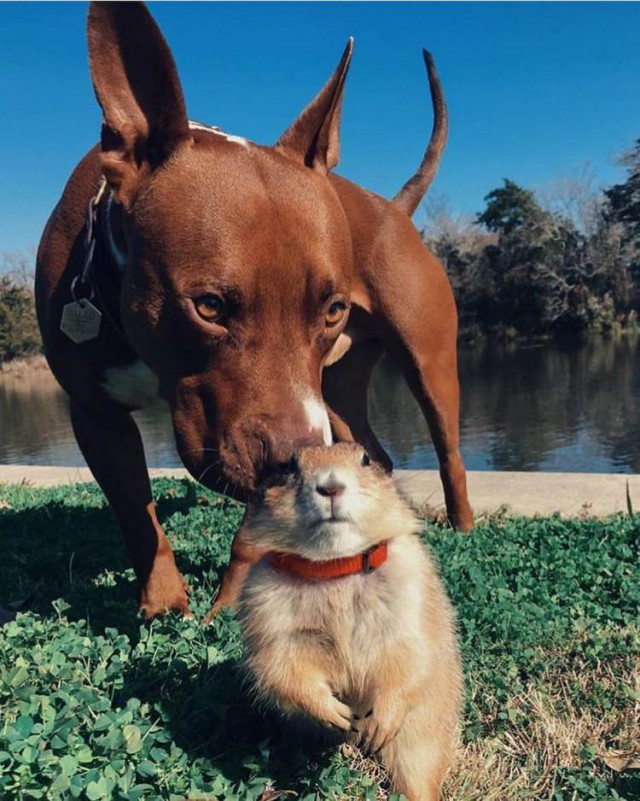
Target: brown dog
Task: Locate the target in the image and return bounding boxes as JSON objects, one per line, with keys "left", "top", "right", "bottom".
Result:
{"left": 35, "top": 2, "right": 472, "bottom": 618}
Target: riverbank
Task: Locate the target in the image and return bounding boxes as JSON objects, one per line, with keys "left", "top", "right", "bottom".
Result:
{"left": 0, "top": 353, "right": 48, "bottom": 376}
{"left": 2, "top": 323, "right": 639, "bottom": 372}
{"left": 457, "top": 320, "right": 640, "bottom": 348}
{"left": 1, "top": 464, "right": 638, "bottom": 519}
{"left": 4, "top": 336, "right": 640, "bottom": 475}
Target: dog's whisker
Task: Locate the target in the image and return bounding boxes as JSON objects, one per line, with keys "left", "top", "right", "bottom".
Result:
{"left": 178, "top": 447, "right": 219, "bottom": 458}
{"left": 197, "top": 461, "right": 220, "bottom": 484}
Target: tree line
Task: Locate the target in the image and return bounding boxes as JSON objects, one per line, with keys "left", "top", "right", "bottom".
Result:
{"left": 0, "top": 253, "right": 40, "bottom": 365}
{"left": 422, "top": 139, "right": 640, "bottom": 343}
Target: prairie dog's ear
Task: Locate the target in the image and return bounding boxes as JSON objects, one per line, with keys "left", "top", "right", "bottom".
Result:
{"left": 87, "top": 1, "right": 192, "bottom": 204}
{"left": 275, "top": 38, "right": 353, "bottom": 173}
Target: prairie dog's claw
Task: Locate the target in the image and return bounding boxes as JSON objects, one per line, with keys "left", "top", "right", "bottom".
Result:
{"left": 320, "top": 695, "right": 353, "bottom": 731}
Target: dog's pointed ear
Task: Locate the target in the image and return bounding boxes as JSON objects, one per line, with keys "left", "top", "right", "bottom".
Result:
{"left": 276, "top": 38, "right": 353, "bottom": 173}
{"left": 87, "top": 1, "right": 192, "bottom": 204}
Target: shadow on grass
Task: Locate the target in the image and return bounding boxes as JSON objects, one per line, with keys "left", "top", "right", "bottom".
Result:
{"left": 0, "top": 482, "right": 340, "bottom": 793}
{"left": 618, "top": 777, "right": 640, "bottom": 800}
{"left": 0, "top": 481, "right": 233, "bottom": 636}
{"left": 116, "top": 652, "right": 343, "bottom": 793}
{"left": 1, "top": 501, "right": 134, "bottom": 620}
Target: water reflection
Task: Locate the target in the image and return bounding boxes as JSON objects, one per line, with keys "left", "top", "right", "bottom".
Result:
{"left": 1, "top": 337, "right": 639, "bottom": 473}
{"left": 370, "top": 336, "right": 640, "bottom": 473}
{"left": 0, "top": 369, "right": 179, "bottom": 468}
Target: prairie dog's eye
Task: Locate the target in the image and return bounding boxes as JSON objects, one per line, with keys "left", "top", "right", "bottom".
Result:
{"left": 325, "top": 298, "right": 349, "bottom": 327}
{"left": 361, "top": 452, "right": 371, "bottom": 467}
{"left": 194, "top": 294, "right": 225, "bottom": 323}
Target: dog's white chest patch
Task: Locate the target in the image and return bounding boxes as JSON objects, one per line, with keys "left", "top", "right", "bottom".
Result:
{"left": 102, "top": 359, "right": 160, "bottom": 409}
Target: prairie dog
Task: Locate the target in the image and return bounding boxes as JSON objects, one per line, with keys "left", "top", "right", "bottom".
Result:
{"left": 238, "top": 443, "right": 461, "bottom": 801}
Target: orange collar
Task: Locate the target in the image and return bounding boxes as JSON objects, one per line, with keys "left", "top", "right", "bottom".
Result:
{"left": 268, "top": 542, "right": 388, "bottom": 581}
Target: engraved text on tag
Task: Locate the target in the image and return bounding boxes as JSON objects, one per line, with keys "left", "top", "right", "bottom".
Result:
{"left": 60, "top": 300, "right": 102, "bottom": 344}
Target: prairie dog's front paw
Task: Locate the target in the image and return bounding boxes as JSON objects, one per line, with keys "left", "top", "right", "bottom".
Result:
{"left": 297, "top": 687, "right": 355, "bottom": 731}
{"left": 358, "top": 704, "right": 405, "bottom": 753}
{"left": 316, "top": 693, "right": 355, "bottom": 731}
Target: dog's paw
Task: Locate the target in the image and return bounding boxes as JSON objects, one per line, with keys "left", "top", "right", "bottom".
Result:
{"left": 139, "top": 558, "right": 192, "bottom": 619}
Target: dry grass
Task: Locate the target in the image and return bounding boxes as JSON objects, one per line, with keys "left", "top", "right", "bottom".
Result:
{"left": 445, "top": 666, "right": 638, "bottom": 800}
{"left": 340, "top": 631, "right": 639, "bottom": 800}
{"left": 0, "top": 353, "right": 48, "bottom": 376}
{"left": 411, "top": 500, "right": 513, "bottom": 528}
{"left": 341, "top": 744, "right": 392, "bottom": 800}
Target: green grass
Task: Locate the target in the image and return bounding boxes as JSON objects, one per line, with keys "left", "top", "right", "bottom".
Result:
{"left": 0, "top": 479, "right": 639, "bottom": 801}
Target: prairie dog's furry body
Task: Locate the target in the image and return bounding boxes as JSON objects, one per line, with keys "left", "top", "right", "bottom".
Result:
{"left": 238, "top": 443, "right": 461, "bottom": 801}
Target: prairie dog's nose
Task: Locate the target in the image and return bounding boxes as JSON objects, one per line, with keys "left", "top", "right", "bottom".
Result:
{"left": 316, "top": 471, "right": 346, "bottom": 498}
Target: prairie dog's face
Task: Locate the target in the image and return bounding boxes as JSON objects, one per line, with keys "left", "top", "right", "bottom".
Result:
{"left": 249, "top": 443, "right": 417, "bottom": 559}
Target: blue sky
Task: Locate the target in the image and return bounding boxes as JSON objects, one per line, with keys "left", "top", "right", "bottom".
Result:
{"left": 1, "top": 2, "right": 640, "bottom": 256}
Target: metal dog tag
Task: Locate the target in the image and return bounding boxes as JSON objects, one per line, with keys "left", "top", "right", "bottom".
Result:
{"left": 60, "top": 300, "right": 102, "bottom": 344}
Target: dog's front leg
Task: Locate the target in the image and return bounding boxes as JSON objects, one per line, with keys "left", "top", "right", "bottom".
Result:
{"left": 203, "top": 507, "right": 265, "bottom": 623}
{"left": 370, "top": 235, "right": 474, "bottom": 532}
{"left": 70, "top": 400, "right": 191, "bottom": 617}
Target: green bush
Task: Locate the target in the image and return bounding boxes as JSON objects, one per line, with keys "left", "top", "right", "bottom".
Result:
{"left": 0, "top": 274, "right": 41, "bottom": 365}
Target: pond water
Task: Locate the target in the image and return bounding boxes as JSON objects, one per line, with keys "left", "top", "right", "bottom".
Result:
{"left": 2, "top": 336, "right": 639, "bottom": 473}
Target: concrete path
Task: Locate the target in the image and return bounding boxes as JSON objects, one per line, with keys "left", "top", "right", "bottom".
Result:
{"left": 395, "top": 470, "right": 639, "bottom": 519}
{"left": 1, "top": 464, "right": 638, "bottom": 518}
{"left": 0, "top": 465, "right": 184, "bottom": 488}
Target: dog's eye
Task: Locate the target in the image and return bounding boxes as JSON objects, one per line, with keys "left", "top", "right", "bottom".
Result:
{"left": 361, "top": 452, "right": 371, "bottom": 467}
{"left": 194, "top": 294, "right": 225, "bottom": 323}
{"left": 325, "top": 299, "right": 349, "bottom": 327}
